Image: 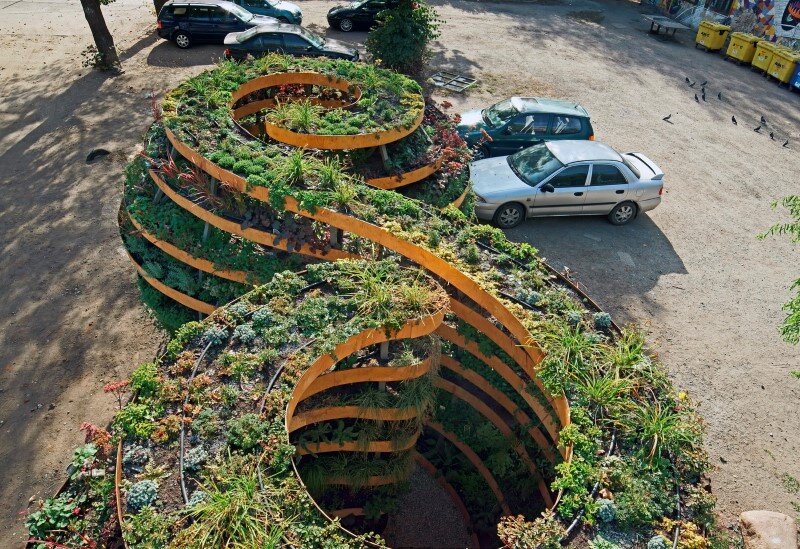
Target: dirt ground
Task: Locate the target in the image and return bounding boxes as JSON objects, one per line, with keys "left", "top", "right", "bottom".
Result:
{"left": 1, "top": 0, "right": 798, "bottom": 546}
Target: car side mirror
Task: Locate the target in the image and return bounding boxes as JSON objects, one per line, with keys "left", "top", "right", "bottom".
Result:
{"left": 540, "top": 183, "right": 555, "bottom": 193}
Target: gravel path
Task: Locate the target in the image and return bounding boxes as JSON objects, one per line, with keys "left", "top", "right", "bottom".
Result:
{"left": 383, "top": 465, "right": 474, "bottom": 548}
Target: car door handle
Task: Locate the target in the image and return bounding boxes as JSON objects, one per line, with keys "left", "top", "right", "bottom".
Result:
{"left": 574, "top": 192, "right": 584, "bottom": 196}
{"left": 615, "top": 190, "right": 624, "bottom": 194}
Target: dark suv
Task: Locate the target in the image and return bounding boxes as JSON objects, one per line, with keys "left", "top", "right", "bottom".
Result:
{"left": 326, "top": 0, "right": 399, "bottom": 32}
{"left": 156, "top": 0, "right": 278, "bottom": 49}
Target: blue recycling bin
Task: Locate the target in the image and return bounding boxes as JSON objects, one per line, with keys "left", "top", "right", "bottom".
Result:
{"left": 792, "top": 62, "right": 800, "bottom": 91}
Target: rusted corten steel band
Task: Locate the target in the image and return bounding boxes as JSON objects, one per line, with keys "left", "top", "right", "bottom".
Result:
{"left": 365, "top": 156, "right": 445, "bottom": 190}
{"left": 425, "top": 420, "right": 512, "bottom": 515}
{"left": 435, "top": 377, "right": 554, "bottom": 508}
{"left": 127, "top": 250, "right": 217, "bottom": 315}
{"left": 163, "top": 129, "right": 568, "bottom": 440}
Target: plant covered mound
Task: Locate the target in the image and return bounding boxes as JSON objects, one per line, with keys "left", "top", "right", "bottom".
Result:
{"left": 169, "top": 54, "right": 424, "bottom": 138}
{"left": 28, "top": 56, "right": 725, "bottom": 548}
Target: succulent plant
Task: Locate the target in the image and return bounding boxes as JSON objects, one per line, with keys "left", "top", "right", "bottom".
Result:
{"left": 567, "top": 310, "right": 583, "bottom": 327}
{"left": 515, "top": 289, "right": 543, "bottom": 307}
{"left": 228, "top": 301, "right": 249, "bottom": 321}
{"left": 251, "top": 307, "right": 273, "bottom": 329}
{"left": 647, "top": 535, "right": 669, "bottom": 549}
{"left": 187, "top": 490, "right": 207, "bottom": 508}
{"left": 593, "top": 312, "right": 612, "bottom": 330}
{"left": 202, "top": 325, "right": 228, "bottom": 347}
{"left": 126, "top": 480, "right": 158, "bottom": 512}
{"left": 122, "top": 445, "right": 150, "bottom": 473}
{"left": 233, "top": 323, "right": 257, "bottom": 344}
{"left": 596, "top": 498, "right": 616, "bottom": 523}
{"left": 183, "top": 446, "right": 209, "bottom": 473}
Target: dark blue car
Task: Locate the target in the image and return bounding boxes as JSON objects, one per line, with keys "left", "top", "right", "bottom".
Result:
{"left": 156, "top": 0, "right": 279, "bottom": 49}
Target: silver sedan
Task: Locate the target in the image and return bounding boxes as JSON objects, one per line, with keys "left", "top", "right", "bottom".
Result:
{"left": 471, "top": 140, "right": 664, "bottom": 228}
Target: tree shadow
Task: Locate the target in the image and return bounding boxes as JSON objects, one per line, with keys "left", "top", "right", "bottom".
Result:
{"left": 504, "top": 213, "right": 687, "bottom": 325}
{"left": 146, "top": 40, "right": 224, "bottom": 67}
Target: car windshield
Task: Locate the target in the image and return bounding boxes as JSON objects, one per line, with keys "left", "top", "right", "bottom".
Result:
{"left": 297, "top": 27, "right": 324, "bottom": 47}
{"left": 349, "top": 0, "right": 368, "bottom": 7}
{"left": 228, "top": 4, "right": 254, "bottom": 22}
{"left": 482, "top": 99, "right": 518, "bottom": 127}
{"left": 508, "top": 143, "right": 564, "bottom": 187}
{"left": 236, "top": 26, "right": 260, "bottom": 42}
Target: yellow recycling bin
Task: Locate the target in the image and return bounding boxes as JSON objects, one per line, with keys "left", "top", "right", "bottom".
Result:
{"left": 695, "top": 21, "right": 730, "bottom": 51}
{"left": 767, "top": 47, "right": 800, "bottom": 83}
{"left": 752, "top": 40, "right": 779, "bottom": 72}
{"left": 726, "top": 32, "right": 760, "bottom": 63}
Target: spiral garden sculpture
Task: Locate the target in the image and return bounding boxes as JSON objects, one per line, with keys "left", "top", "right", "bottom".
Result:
{"left": 29, "top": 55, "right": 710, "bottom": 549}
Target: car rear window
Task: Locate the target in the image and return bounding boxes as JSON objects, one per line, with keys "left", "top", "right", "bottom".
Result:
{"left": 621, "top": 157, "right": 640, "bottom": 179}
{"left": 551, "top": 115, "right": 582, "bottom": 135}
{"left": 160, "top": 5, "right": 188, "bottom": 19}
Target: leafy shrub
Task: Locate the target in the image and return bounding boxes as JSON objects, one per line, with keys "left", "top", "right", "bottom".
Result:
{"left": 127, "top": 480, "right": 158, "bottom": 512}
{"left": 596, "top": 498, "right": 617, "bottom": 523}
{"left": 114, "top": 403, "right": 158, "bottom": 439}
{"left": 515, "top": 289, "right": 542, "bottom": 307}
{"left": 567, "top": 310, "right": 583, "bottom": 327}
{"left": 228, "top": 301, "right": 249, "bottom": 321}
{"left": 187, "top": 490, "right": 207, "bottom": 508}
{"left": 497, "top": 510, "right": 563, "bottom": 549}
{"left": 366, "top": 0, "right": 442, "bottom": 75}
{"left": 607, "top": 459, "right": 672, "bottom": 528}
{"left": 202, "top": 325, "right": 229, "bottom": 346}
{"left": 593, "top": 312, "right": 613, "bottom": 330}
{"left": 184, "top": 446, "right": 209, "bottom": 473}
{"left": 166, "top": 321, "right": 203, "bottom": 359}
{"left": 590, "top": 535, "right": 621, "bottom": 549}
{"left": 26, "top": 492, "right": 84, "bottom": 539}
{"left": 251, "top": 307, "right": 273, "bottom": 329}
{"left": 226, "top": 413, "right": 266, "bottom": 451}
{"left": 123, "top": 504, "right": 172, "bottom": 548}
{"left": 131, "top": 362, "right": 160, "bottom": 398}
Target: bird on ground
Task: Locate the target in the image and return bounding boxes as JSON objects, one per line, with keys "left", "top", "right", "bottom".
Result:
{"left": 783, "top": 140, "right": 789, "bottom": 147}
{"left": 702, "top": 92, "right": 706, "bottom": 101}
{"left": 718, "top": 92, "right": 723, "bottom": 100}
{"left": 770, "top": 132, "right": 775, "bottom": 140}
{"left": 662, "top": 114, "right": 672, "bottom": 121}
{"left": 754, "top": 125, "right": 761, "bottom": 133}
{"left": 685, "top": 77, "right": 691, "bottom": 84}
{"left": 689, "top": 81, "right": 696, "bottom": 88}
{"left": 700, "top": 80, "right": 708, "bottom": 87}
{"left": 694, "top": 94, "right": 699, "bottom": 102}
{"left": 731, "top": 115, "right": 737, "bottom": 125}
{"left": 761, "top": 115, "right": 767, "bottom": 124}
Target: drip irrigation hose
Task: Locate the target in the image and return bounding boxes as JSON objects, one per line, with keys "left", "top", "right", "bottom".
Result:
{"left": 178, "top": 340, "right": 214, "bottom": 505}
{"left": 559, "top": 428, "right": 616, "bottom": 543}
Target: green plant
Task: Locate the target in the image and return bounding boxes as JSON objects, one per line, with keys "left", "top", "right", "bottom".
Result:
{"left": 366, "top": 0, "right": 442, "bottom": 75}
{"left": 203, "top": 325, "right": 229, "bottom": 346}
{"left": 127, "top": 480, "right": 158, "bottom": 512}
{"left": 590, "top": 535, "right": 621, "bottom": 549}
{"left": 497, "top": 510, "right": 564, "bottom": 549}
{"left": 114, "top": 402, "right": 159, "bottom": 439}
{"left": 647, "top": 535, "right": 669, "bottom": 549}
{"left": 26, "top": 492, "right": 85, "bottom": 540}
{"left": 233, "top": 323, "right": 257, "bottom": 344}
{"left": 131, "top": 362, "right": 160, "bottom": 398}
{"left": 593, "top": 311, "right": 613, "bottom": 330}
{"left": 226, "top": 413, "right": 266, "bottom": 451}
{"left": 596, "top": 498, "right": 617, "bottom": 523}
{"left": 123, "top": 504, "right": 173, "bottom": 548}
{"left": 184, "top": 446, "right": 209, "bottom": 473}
{"left": 758, "top": 195, "right": 800, "bottom": 343}
{"left": 123, "top": 444, "right": 150, "bottom": 473}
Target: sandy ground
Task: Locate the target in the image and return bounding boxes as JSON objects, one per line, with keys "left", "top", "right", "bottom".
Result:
{"left": 0, "top": 0, "right": 798, "bottom": 546}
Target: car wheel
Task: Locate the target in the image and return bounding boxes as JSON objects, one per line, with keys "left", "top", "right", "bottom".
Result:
{"left": 339, "top": 18, "right": 354, "bottom": 31}
{"left": 493, "top": 203, "right": 525, "bottom": 229}
{"left": 608, "top": 201, "right": 637, "bottom": 225}
{"left": 174, "top": 31, "right": 191, "bottom": 49}
{"left": 472, "top": 145, "right": 488, "bottom": 160}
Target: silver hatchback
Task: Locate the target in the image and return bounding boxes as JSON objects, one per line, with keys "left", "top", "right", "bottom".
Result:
{"left": 471, "top": 140, "right": 664, "bottom": 228}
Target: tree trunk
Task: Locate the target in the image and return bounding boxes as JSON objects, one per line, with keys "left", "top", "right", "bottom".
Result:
{"left": 153, "top": 0, "right": 168, "bottom": 14}
{"left": 79, "top": 0, "right": 121, "bottom": 71}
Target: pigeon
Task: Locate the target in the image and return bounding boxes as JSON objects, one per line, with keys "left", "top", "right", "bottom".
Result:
{"left": 689, "top": 81, "right": 696, "bottom": 88}
{"left": 754, "top": 125, "right": 761, "bottom": 133}
{"left": 718, "top": 92, "right": 723, "bottom": 100}
{"left": 702, "top": 92, "right": 706, "bottom": 101}
{"left": 685, "top": 77, "right": 691, "bottom": 84}
{"left": 662, "top": 114, "right": 672, "bottom": 121}
{"left": 760, "top": 115, "right": 767, "bottom": 124}
{"left": 770, "top": 132, "right": 774, "bottom": 140}
{"left": 731, "top": 115, "right": 737, "bottom": 125}
{"left": 694, "top": 94, "right": 699, "bottom": 102}
{"left": 700, "top": 80, "right": 708, "bottom": 87}
{"left": 783, "top": 140, "right": 789, "bottom": 147}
